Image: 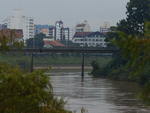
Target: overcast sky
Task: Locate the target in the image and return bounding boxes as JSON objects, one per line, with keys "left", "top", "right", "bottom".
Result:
{"left": 0, "top": 0, "right": 129, "bottom": 30}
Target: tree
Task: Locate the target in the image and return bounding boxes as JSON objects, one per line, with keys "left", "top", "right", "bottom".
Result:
{"left": 117, "top": 0, "right": 150, "bottom": 35}
{"left": 117, "top": 19, "right": 131, "bottom": 35}
{"left": 26, "top": 33, "right": 45, "bottom": 48}
{"left": 0, "top": 63, "right": 72, "bottom": 113}
{"left": 91, "top": 60, "right": 101, "bottom": 76}
{"left": 127, "top": 0, "right": 150, "bottom": 35}
{"left": 0, "top": 35, "right": 10, "bottom": 50}
{"left": 145, "top": 22, "right": 150, "bottom": 38}
{"left": 113, "top": 22, "right": 150, "bottom": 102}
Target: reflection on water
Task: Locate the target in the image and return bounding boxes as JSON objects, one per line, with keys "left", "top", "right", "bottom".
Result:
{"left": 49, "top": 71, "right": 150, "bottom": 113}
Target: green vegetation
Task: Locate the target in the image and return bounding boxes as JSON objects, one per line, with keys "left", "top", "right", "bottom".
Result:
{"left": 0, "top": 30, "right": 90, "bottom": 113}
{"left": 0, "top": 53, "right": 112, "bottom": 70}
{"left": 34, "top": 55, "right": 112, "bottom": 67}
{"left": 117, "top": 0, "right": 150, "bottom": 35}
{"left": 26, "top": 33, "right": 45, "bottom": 48}
{"left": 91, "top": 0, "right": 150, "bottom": 103}
{"left": 0, "top": 63, "right": 72, "bottom": 113}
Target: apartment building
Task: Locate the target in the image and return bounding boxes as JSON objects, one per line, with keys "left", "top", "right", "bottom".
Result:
{"left": 4, "top": 9, "right": 34, "bottom": 41}
{"left": 72, "top": 32, "right": 107, "bottom": 47}
{"left": 55, "top": 21, "right": 70, "bottom": 41}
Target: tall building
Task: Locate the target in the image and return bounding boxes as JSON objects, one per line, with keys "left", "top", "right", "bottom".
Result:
{"left": 63, "top": 28, "right": 70, "bottom": 41}
{"left": 54, "top": 21, "right": 70, "bottom": 41}
{"left": 55, "top": 21, "right": 64, "bottom": 40}
{"left": 75, "top": 20, "right": 91, "bottom": 32}
{"left": 69, "top": 27, "right": 75, "bottom": 40}
{"left": 49, "top": 26, "right": 55, "bottom": 39}
{"left": 3, "top": 9, "right": 34, "bottom": 41}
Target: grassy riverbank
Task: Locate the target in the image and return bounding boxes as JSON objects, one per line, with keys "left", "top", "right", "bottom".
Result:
{"left": 0, "top": 53, "right": 112, "bottom": 71}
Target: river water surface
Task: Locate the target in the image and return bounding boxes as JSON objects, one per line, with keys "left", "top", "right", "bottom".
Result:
{"left": 49, "top": 71, "right": 150, "bottom": 113}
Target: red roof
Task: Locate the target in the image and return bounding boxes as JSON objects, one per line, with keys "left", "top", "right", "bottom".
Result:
{"left": 44, "top": 40, "right": 65, "bottom": 47}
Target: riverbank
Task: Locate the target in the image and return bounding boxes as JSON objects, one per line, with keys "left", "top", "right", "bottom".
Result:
{"left": 0, "top": 53, "right": 112, "bottom": 67}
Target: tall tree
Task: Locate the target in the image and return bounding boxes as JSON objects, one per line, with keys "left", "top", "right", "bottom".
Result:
{"left": 117, "top": 0, "right": 150, "bottom": 35}
{"left": 126, "top": 0, "right": 150, "bottom": 35}
{"left": 117, "top": 19, "right": 132, "bottom": 35}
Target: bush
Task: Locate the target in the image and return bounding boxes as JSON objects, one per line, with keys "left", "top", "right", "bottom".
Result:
{"left": 0, "top": 63, "right": 72, "bottom": 113}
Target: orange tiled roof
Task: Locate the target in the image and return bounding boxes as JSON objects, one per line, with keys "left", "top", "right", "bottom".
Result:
{"left": 44, "top": 40, "right": 65, "bottom": 47}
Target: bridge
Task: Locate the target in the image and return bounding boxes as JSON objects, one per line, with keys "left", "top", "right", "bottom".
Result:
{"left": 7, "top": 48, "right": 118, "bottom": 79}
{"left": 9, "top": 48, "right": 118, "bottom": 53}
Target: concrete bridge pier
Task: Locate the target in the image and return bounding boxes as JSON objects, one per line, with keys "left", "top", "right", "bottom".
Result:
{"left": 81, "top": 52, "right": 85, "bottom": 81}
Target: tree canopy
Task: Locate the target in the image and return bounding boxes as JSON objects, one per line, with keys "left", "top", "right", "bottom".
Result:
{"left": 26, "top": 33, "right": 45, "bottom": 48}
{"left": 0, "top": 63, "right": 72, "bottom": 113}
{"left": 117, "top": 0, "right": 150, "bottom": 35}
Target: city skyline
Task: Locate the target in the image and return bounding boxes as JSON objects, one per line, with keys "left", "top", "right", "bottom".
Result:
{"left": 0, "top": 0, "right": 129, "bottom": 30}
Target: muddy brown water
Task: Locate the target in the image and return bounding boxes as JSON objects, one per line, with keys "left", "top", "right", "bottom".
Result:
{"left": 48, "top": 71, "right": 150, "bottom": 113}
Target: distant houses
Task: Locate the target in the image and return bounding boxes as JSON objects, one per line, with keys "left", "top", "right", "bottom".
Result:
{"left": 36, "top": 20, "right": 108, "bottom": 48}
{"left": 0, "top": 10, "right": 110, "bottom": 48}
{"left": 0, "top": 29, "right": 23, "bottom": 42}
{"left": 73, "top": 21, "right": 107, "bottom": 47}
{"left": 4, "top": 9, "right": 34, "bottom": 41}
{"left": 35, "top": 21, "right": 70, "bottom": 41}
{"left": 0, "top": 29, "right": 23, "bottom": 47}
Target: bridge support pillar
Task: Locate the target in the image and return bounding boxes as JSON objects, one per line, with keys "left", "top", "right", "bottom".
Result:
{"left": 81, "top": 52, "right": 85, "bottom": 79}
{"left": 30, "top": 53, "right": 34, "bottom": 72}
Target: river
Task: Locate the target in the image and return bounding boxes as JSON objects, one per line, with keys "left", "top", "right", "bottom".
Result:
{"left": 49, "top": 70, "right": 150, "bottom": 113}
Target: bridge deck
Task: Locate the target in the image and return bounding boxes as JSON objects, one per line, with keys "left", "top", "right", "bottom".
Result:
{"left": 8, "top": 48, "right": 118, "bottom": 53}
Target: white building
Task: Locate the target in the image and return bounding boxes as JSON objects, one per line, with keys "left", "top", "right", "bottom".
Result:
{"left": 63, "top": 28, "right": 70, "bottom": 41}
{"left": 69, "top": 27, "right": 76, "bottom": 40}
{"left": 72, "top": 32, "right": 107, "bottom": 47}
{"left": 55, "top": 21, "right": 70, "bottom": 41}
{"left": 55, "top": 21, "right": 63, "bottom": 40}
{"left": 4, "top": 9, "right": 34, "bottom": 41}
{"left": 75, "top": 20, "right": 91, "bottom": 32}
{"left": 49, "top": 26, "right": 55, "bottom": 39}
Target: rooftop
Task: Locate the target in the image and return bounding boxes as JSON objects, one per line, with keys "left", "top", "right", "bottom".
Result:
{"left": 44, "top": 40, "right": 65, "bottom": 47}
{"left": 74, "top": 32, "right": 105, "bottom": 38}
{"left": 76, "top": 24, "right": 86, "bottom": 27}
